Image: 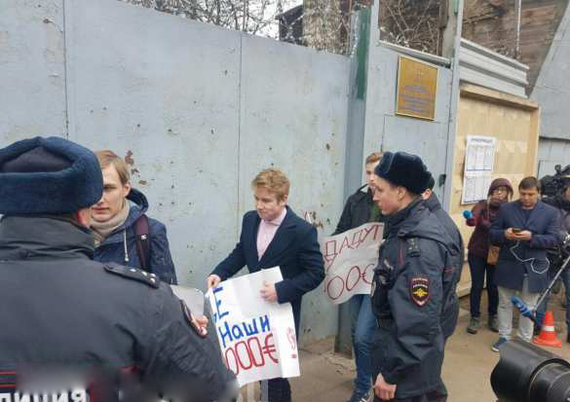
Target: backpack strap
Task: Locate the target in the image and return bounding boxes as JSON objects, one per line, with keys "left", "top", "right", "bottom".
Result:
{"left": 134, "top": 214, "right": 151, "bottom": 273}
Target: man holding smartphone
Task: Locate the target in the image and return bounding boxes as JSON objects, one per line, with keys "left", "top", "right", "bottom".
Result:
{"left": 489, "top": 177, "right": 560, "bottom": 352}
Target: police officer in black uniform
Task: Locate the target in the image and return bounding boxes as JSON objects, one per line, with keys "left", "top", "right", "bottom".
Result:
{"left": 0, "top": 137, "right": 235, "bottom": 402}
{"left": 370, "top": 152, "right": 460, "bottom": 402}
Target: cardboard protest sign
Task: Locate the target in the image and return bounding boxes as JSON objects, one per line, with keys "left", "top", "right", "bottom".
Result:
{"left": 206, "top": 268, "right": 300, "bottom": 387}
{"left": 321, "top": 222, "right": 384, "bottom": 304}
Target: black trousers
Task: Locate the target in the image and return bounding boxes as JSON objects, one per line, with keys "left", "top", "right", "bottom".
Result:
{"left": 260, "top": 378, "right": 291, "bottom": 402}
{"left": 468, "top": 253, "right": 499, "bottom": 317}
{"left": 373, "top": 389, "right": 447, "bottom": 402}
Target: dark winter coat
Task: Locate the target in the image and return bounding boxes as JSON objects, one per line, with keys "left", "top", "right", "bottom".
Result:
{"left": 544, "top": 194, "right": 570, "bottom": 237}
{"left": 333, "top": 185, "right": 385, "bottom": 235}
{"left": 94, "top": 188, "right": 177, "bottom": 284}
{"left": 423, "top": 193, "right": 464, "bottom": 339}
{"left": 490, "top": 200, "right": 560, "bottom": 293}
{"left": 466, "top": 178, "right": 513, "bottom": 259}
{"left": 0, "top": 215, "right": 234, "bottom": 402}
{"left": 466, "top": 200, "right": 503, "bottom": 258}
{"left": 211, "top": 206, "right": 325, "bottom": 333}
{"left": 371, "top": 199, "right": 460, "bottom": 399}
{"left": 542, "top": 194, "right": 570, "bottom": 269}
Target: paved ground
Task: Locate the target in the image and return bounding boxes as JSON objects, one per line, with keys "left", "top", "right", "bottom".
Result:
{"left": 237, "top": 291, "right": 570, "bottom": 402}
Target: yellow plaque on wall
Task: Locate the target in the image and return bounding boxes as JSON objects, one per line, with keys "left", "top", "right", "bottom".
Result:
{"left": 396, "top": 56, "right": 438, "bottom": 121}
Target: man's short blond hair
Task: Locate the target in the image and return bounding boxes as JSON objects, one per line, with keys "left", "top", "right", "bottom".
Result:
{"left": 365, "top": 152, "right": 383, "bottom": 165}
{"left": 251, "top": 168, "right": 290, "bottom": 201}
{"left": 95, "top": 150, "right": 130, "bottom": 186}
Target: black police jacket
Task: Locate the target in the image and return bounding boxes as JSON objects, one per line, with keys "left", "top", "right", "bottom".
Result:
{"left": 0, "top": 216, "right": 234, "bottom": 402}
{"left": 423, "top": 193, "right": 464, "bottom": 339}
{"left": 371, "top": 199, "right": 460, "bottom": 399}
{"left": 333, "top": 185, "right": 386, "bottom": 235}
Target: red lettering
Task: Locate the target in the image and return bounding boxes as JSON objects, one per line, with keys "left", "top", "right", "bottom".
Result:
{"left": 326, "top": 263, "right": 376, "bottom": 301}
{"left": 324, "top": 224, "right": 382, "bottom": 272}
{"left": 248, "top": 336, "right": 265, "bottom": 367}
{"left": 346, "top": 265, "right": 361, "bottom": 291}
{"left": 235, "top": 340, "right": 254, "bottom": 370}
{"left": 324, "top": 240, "right": 338, "bottom": 270}
{"left": 371, "top": 224, "right": 382, "bottom": 240}
{"left": 263, "top": 333, "right": 279, "bottom": 364}
{"left": 326, "top": 275, "right": 345, "bottom": 300}
{"left": 223, "top": 334, "right": 280, "bottom": 375}
{"left": 225, "top": 346, "right": 240, "bottom": 375}
{"left": 337, "top": 236, "right": 353, "bottom": 256}
{"left": 362, "top": 263, "right": 375, "bottom": 285}
{"left": 360, "top": 225, "right": 377, "bottom": 244}
{"left": 356, "top": 228, "right": 367, "bottom": 246}
{"left": 351, "top": 229, "right": 363, "bottom": 248}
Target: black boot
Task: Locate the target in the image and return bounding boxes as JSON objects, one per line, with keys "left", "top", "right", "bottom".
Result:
{"left": 488, "top": 315, "right": 498, "bottom": 333}
{"left": 467, "top": 317, "right": 480, "bottom": 334}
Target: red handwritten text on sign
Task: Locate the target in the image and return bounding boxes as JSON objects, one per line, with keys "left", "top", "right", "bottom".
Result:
{"left": 321, "top": 223, "right": 384, "bottom": 304}
{"left": 225, "top": 333, "right": 279, "bottom": 375}
{"left": 323, "top": 224, "right": 382, "bottom": 272}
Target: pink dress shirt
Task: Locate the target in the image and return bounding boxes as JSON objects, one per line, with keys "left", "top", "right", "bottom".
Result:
{"left": 256, "top": 208, "right": 287, "bottom": 260}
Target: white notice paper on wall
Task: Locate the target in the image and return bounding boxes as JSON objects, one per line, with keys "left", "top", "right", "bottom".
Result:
{"left": 462, "top": 136, "right": 496, "bottom": 204}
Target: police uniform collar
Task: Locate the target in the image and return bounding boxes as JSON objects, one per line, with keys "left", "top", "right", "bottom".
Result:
{"left": 0, "top": 215, "right": 95, "bottom": 261}
{"left": 387, "top": 197, "right": 424, "bottom": 235}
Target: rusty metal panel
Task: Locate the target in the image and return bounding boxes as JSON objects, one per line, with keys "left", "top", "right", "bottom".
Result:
{"left": 239, "top": 35, "right": 351, "bottom": 342}
{"left": 61, "top": 0, "right": 352, "bottom": 343}
{"left": 1, "top": 0, "right": 353, "bottom": 344}
{"left": 64, "top": 0, "right": 242, "bottom": 288}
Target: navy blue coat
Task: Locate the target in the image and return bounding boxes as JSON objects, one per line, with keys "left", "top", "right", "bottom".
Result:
{"left": 94, "top": 189, "right": 177, "bottom": 285}
{"left": 424, "top": 193, "right": 464, "bottom": 339}
{"left": 490, "top": 200, "right": 560, "bottom": 293}
{"left": 371, "top": 199, "right": 460, "bottom": 398}
{"left": 211, "top": 206, "right": 325, "bottom": 333}
{"left": 0, "top": 216, "right": 234, "bottom": 402}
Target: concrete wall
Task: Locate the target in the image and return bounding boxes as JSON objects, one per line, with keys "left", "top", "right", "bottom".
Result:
{"left": 538, "top": 138, "right": 570, "bottom": 178}
{"left": 532, "top": 2, "right": 570, "bottom": 178}
{"left": 0, "top": 0, "right": 351, "bottom": 343}
{"left": 0, "top": 0, "right": 67, "bottom": 141}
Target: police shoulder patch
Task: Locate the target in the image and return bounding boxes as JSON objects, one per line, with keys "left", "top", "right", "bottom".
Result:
{"left": 104, "top": 263, "right": 160, "bottom": 288}
{"left": 410, "top": 276, "right": 430, "bottom": 307}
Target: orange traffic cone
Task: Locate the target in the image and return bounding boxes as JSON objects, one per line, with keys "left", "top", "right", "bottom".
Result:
{"left": 533, "top": 311, "right": 561, "bottom": 348}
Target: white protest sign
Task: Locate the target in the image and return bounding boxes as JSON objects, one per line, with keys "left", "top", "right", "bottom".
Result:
{"left": 321, "top": 222, "right": 384, "bottom": 304}
{"left": 206, "top": 267, "right": 300, "bottom": 387}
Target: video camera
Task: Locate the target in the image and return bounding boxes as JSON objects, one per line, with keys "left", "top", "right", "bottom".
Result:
{"left": 540, "top": 164, "right": 570, "bottom": 199}
{"left": 491, "top": 339, "right": 570, "bottom": 401}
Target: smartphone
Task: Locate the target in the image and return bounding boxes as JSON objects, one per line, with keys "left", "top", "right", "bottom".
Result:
{"left": 512, "top": 228, "right": 523, "bottom": 233}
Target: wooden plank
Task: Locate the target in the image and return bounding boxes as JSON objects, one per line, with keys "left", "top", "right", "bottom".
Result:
{"left": 460, "top": 84, "right": 538, "bottom": 110}
{"left": 451, "top": 84, "right": 541, "bottom": 297}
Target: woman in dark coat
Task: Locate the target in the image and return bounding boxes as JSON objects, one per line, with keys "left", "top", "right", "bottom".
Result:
{"left": 91, "top": 150, "right": 177, "bottom": 284}
{"left": 464, "top": 178, "right": 513, "bottom": 334}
